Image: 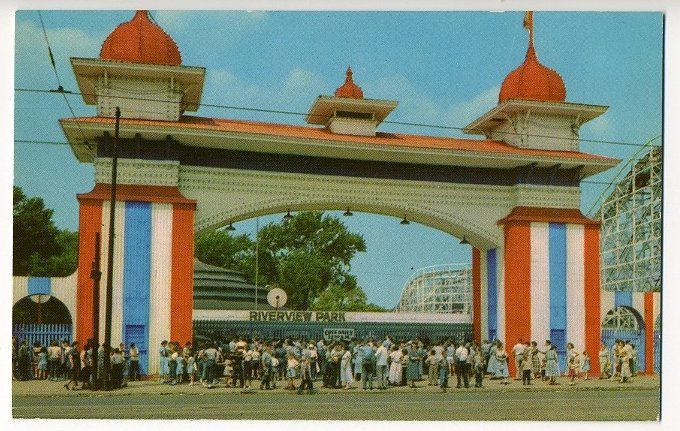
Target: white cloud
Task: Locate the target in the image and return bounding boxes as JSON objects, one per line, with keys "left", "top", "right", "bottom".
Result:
{"left": 15, "top": 19, "right": 102, "bottom": 90}
{"left": 202, "top": 66, "right": 500, "bottom": 134}
{"left": 364, "top": 74, "right": 499, "bottom": 135}
{"left": 152, "top": 10, "right": 268, "bottom": 47}
{"left": 202, "top": 66, "right": 326, "bottom": 121}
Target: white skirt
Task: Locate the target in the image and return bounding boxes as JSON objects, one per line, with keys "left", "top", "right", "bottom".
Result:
{"left": 389, "top": 362, "right": 402, "bottom": 383}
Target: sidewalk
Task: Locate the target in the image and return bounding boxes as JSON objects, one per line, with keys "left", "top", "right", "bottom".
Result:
{"left": 12, "top": 375, "right": 660, "bottom": 398}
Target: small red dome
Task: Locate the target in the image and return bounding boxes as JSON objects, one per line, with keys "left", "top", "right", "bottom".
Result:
{"left": 334, "top": 67, "right": 364, "bottom": 99}
{"left": 100, "top": 10, "right": 181, "bottom": 66}
{"left": 499, "top": 45, "right": 566, "bottom": 103}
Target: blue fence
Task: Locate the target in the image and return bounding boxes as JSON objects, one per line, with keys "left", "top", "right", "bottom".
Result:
{"left": 601, "top": 328, "right": 645, "bottom": 372}
{"left": 13, "top": 323, "right": 72, "bottom": 347}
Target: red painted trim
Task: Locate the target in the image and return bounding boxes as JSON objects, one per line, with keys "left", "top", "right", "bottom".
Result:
{"left": 584, "top": 226, "right": 601, "bottom": 375}
{"left": 644, "top": 292, "right": 655, "bottom": 374}
{"left": 504, "top": 221, "right": 531, "bottom": 377}
{"left": 75, "top": 200, "right": 103, "bottom": 345}
{"left": 60, "top": 116, "right": 618, "bottom": 164}
{"left": 78, "top": 183, "right": 196, "bottom": 207}
{"left": 498, "top": 206, "right": 599, "bottom": 226}
{"left": 171, "top": 203, "right": 195, "bottom": 343}
{"left": 472, "top": 248, "right": 481, "bottom": 344}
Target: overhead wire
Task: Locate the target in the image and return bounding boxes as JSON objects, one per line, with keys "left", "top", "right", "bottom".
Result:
{"left": 13, "top": 138, "right": 653, "bottom": 190}
{"left": 35, "top": 11, "right": 92, "bottom": 151}
{"left": 14, "top": 87, "right": 660, "bottom": 150}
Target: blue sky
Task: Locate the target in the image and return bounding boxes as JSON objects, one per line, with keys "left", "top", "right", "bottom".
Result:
{"left": 13, "top": 10, "right": 662, "bottom": 308}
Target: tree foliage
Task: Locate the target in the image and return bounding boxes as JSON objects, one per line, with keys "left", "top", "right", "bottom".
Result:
{"left": 13, "top": 186, "right": 77, "bottom": 276}
{"left": 312, "top": 284, "right": 386, "bottom": 312}
{"left": 195, "top": 211, "right": 382, "bottom": 310}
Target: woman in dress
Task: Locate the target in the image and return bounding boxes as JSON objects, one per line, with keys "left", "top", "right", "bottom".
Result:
{"left": 388, "top": 345, "right": 402, "bottom": 386}
{"left": 545, "top": 345, "right": 559, "bottom": 385}
{"left": 159, "top": 340, "right": 169, "bottom": 383}
{"left": 494, "top": 341, "right": 510, "bottom": 384}
{"left": 353, "top": 342, "right": 364, "bottom": 383}
{"left": 340, "top": 346, "right": 354, "bottom": 389}
{"left": 486, "top": 341, "right": 499, "bottom": 378}
{"left": 530, "top": 341, "right": 541, "bottom": 379}
{"left": 598, "top": 343, "right": 610, "bottom": 379}
{"left": 581, "top": 350, "right": 591, "bottom": 380}
{"left": 406, "top": 344, "right": 420, "bottom": 388}
{"left": 619, "top": 346, "right": 632, "bottom": 383}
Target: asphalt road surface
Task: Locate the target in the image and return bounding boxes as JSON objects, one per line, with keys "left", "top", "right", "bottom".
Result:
{"left": 13, "top": 388, "right": 660, "bottom": 420}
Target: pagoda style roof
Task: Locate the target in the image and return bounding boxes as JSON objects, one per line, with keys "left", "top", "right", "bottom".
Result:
{"left": 60, "top": 114, "right": 619, "bottom": 178}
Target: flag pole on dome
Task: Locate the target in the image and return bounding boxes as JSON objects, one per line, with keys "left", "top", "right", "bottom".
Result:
{"left": 523, "top": 11, "right": 534, "bottom": 48}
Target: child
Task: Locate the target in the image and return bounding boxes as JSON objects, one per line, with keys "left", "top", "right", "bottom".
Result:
{"left": 37, "top": 347, "right": 48, "bottom": 380}
{"left": 581, "top": 351, "right": 591, "bottom": 380}
{"left": 186, "top": 353, "right": 196, "bottom": 386}
{"left": 426, "top": 349, "right": 440, "bottom": 386}
{"left": 286, "top": 353, "right": 299, "bottom": 390}
{"left": 567, "top": 349, "right": 578, "bottom": 385}
{"left": 298, "top": 358, "right": 314, "bottom": 394}
{"left": 472, "top": 349, "right": 484, "bottom": 388}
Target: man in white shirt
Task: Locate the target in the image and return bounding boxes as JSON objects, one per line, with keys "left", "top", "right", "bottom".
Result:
{"left": 455, "top": 342, "right": 470, "bottom": 388}
{"left": 375, "top": 341, "right": 390, "bottom": 389}
{"left": 512, "top": 338, "right": 526, "bottom": 380}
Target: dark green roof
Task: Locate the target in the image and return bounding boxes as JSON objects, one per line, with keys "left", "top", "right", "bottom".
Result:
{"left": 193, "top": 259, "right": 273, "bottom": 310}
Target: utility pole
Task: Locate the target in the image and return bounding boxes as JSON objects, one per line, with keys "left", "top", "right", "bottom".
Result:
{"left": 255, "top": 216, "right": 259, "bottom": 310}
{"left": 90, "top": 232, "right": 101, "bottom": 390}
{"left": 103, "top": 107, "right": 120, "bottom": 390}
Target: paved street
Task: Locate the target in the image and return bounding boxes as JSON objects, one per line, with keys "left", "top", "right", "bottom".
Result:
{"left": 13, "top": 377, "right": 661, "bottom": 420}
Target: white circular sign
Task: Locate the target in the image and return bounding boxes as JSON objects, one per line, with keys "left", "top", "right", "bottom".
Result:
{"left": 267, "top": 287, "right": 287, "bottom": 308}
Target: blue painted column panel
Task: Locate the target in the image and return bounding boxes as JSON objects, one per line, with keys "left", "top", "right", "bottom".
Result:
{"left": 549, "top": 223, "right": 567, "bottom": 371}
{"left": 487, "top": 249, "right": 497, "bottom": 341}
{"left": 122, "top": 201, "right": 152, "bottom": 375}
{"left": 615, "top": 291, "right": 633, "bottom": 308}
{"left": 27, "top": 277, "right": 51, "bottom": 296}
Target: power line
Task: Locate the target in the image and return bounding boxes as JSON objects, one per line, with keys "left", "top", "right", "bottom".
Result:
{"left": 35, "top": 12, "right": 92, "bottom": 151}
{"left": 13, "top": 138, "right": 652, "bottom": 189}
{"left": 14, "top": 87, "right": 661, "bottom": 150}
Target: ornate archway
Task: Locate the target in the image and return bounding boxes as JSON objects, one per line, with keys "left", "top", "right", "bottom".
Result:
{"left": 59, "top": 10, "right": 618, "bottom": 375}
{"left": 601, "top": 306, "right": 646, "bottom": 372}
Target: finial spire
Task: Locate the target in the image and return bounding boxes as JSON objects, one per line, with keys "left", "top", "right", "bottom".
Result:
{"left": 345, "top": 66, "right": 353, "bottom": 83}
{"left": 523, "top": 11, "right": 535, "bottom": 52}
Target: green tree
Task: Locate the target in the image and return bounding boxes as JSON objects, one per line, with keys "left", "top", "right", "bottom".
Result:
{"left": 312, "top": 284, "right": 386, "bottom": 312}
{"left": 252, "top": 211, "right": 366, "bottom": 309}
{"left": 194, "top": 211, "right": 368, "bottom": 310}
{"left": 27, "top": 230, "right": 79, "bottom": 277}
{"left": 13, "top": 186, "right": 63, "bottom": 275}
{"left": 195, "top": 230, "right": 254, "bottom": 274}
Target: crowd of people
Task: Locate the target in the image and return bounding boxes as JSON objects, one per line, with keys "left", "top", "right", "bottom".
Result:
{"left": 12, "top": 334, "right": 641, "bottom": 392}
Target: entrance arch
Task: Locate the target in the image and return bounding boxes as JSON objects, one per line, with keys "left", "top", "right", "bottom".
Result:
{"left": 182, "top": 166, "right": 516, "bottom": 250}
{"left": 601, "top": 306, "right": 646, "bottom": 372}
{"left": 13, "top": 295, "right": 73, "bottom": 348}
{"left": 61, "top": 10, "right": 620, "bottom": 376}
